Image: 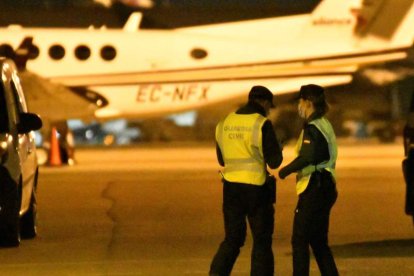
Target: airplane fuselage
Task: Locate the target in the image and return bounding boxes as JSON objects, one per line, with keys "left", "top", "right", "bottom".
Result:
{"left": 1, "top": 0, "right": 413, "bottom": 119}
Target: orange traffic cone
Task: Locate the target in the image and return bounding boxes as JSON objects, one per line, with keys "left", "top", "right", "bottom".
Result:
{"left": 48, "top": 127, "right": 62, "bottom": 166}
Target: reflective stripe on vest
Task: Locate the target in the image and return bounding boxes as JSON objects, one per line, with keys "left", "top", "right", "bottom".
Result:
{"left": 295, "top": 117, "right": 337, "bottom": 195}
{"left": 216, "top": 112, "right": 267, "bottom": 185}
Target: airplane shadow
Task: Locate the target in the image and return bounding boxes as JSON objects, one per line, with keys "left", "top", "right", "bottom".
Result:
{"left": 331, "top": 238, "right": 414, "bottom": 258}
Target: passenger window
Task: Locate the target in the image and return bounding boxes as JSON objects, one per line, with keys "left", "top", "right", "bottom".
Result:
{"left": 29, "top": 44, "right": 40, "bottom": 60}
{"left": 49, "top": 44, "right": 65, "bottom": 60}
{"left": 101, "top": 45, "right": 116, "bottom": 61}
{"left": 0, "top": 83, "right": 9, "bottom": 133}
{"left": 190, "top": 48, "right": 208, "bottom": 59}
{"left": 75, "top": 45, "right": 91, "bottom": 60}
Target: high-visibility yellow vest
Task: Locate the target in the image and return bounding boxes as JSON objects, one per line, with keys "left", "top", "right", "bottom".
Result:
{"left": 216, "top": 112, "right": 268, "bottom": 185}
{"left": 295, "top": 117, "right": 337, "bottom": 195}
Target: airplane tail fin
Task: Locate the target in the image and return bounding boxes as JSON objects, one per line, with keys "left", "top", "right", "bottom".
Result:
{"left": 178, "top": 0, "right": 414, "bottom": 51}
{"left": 355, "top": 0, "right": 414, "bottom": 47}
{"left": 310, "top": 0, "right": 414, "bottom": 48}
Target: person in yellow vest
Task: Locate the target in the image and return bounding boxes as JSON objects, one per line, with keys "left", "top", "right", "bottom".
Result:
{"left": 278, "top": 84, "right": 338, "bottom": 276}
{"left": 210, "top": 86, "right": 283, "bottom": 276}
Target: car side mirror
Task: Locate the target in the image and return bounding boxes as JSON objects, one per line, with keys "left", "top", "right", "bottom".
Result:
{"left": 18, "top": 112, "right": 43, "bottom": 134}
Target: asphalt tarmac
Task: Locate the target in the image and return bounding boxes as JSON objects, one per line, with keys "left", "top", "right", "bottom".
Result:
{"left": 0, "top": 141, "right": 413, "bottom": 275}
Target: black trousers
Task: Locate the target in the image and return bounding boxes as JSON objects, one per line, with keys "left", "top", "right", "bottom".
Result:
{"left": 402, "top": 156, "right": 414, "bottom": 219}
{"left": 210, "top": 181, "right": 275, "bottom": 276}
{"left": 292, "top": 170, "right": 338, "bottom": 276}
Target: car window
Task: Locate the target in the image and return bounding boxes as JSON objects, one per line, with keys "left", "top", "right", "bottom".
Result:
{"left": 0, "top": 82, "right": 9, "bottom": 133}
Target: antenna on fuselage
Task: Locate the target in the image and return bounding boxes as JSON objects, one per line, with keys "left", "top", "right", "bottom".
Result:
{"left": 123, "top": 12, "right": 143, "bottom": 32}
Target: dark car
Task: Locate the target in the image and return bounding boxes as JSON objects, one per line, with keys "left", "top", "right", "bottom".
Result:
{"left": 0, "top": 58, "right": 42, "bottom": 247}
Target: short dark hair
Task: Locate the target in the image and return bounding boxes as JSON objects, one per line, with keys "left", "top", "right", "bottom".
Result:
{"left": 248, "top": 85, "right": 275, "bottom": 107}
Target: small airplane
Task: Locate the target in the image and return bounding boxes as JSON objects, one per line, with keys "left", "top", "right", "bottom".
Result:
{"left": 0, "top": 0, "right": 414, "bottom": 124}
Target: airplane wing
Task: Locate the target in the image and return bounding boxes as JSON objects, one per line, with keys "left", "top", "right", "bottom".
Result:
{"left": 3, "top": 38, "right": 105, "bottom": 122}
{"left": 20, "top": 71, "right": 101, "bottom": 122}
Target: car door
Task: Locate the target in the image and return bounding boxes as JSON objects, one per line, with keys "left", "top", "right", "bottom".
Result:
{"left": 1, "top": 72, "right": 20, "bottom": 183}
{"left": 6, "top": 75, "right": 35, "bottom": 211}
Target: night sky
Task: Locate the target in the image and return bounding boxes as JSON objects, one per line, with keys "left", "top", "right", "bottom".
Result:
{"left": 0, "top": 0, "right": 321, "bottom": 28}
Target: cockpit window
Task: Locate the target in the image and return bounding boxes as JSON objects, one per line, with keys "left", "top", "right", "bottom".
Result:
{"left": 0, "top": 44, "right": 14, "bottom": 59}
